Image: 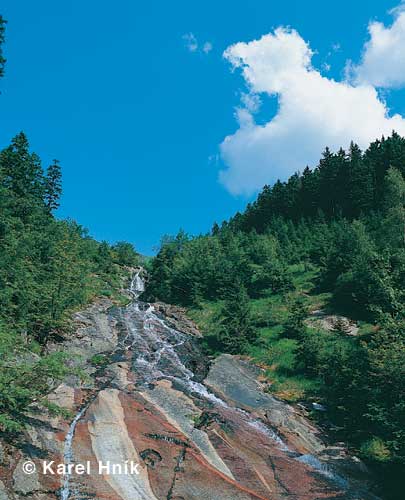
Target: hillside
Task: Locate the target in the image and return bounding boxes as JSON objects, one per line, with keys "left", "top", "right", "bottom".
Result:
{"left": 0, "top": 12, "right": 404, "bottom": 500}
{"left": 145, "top": 136, "right": 405, "bottom": 499}
{"left": 0, "top": 130, "right": 140, "bottom": 434}
{"left": 0, "top": 271, "right": 380, "bottom": 499}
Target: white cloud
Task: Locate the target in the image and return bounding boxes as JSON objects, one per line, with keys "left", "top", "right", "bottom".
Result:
{"left": 352, "top": 10, "right": 405, "bottom": 88}
{"left": 183, "top": 33, "right": 198, "bottom": 52}
{"left": 219, "top": 24, "right": 405, "bottom": 196}
{"left": 182, "top": 33, "right": 213, "bottom": 54}
{"left": 240, "top": 92, "right": 261, "bottom": 113}
{"left": 202, "top": 41, "right": 213, "bottom": 54}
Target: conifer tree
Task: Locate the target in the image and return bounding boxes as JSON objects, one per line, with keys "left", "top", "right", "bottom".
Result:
{"left": 44, "top": 159, "right": 62, "bottom": 212}
{"left": 0, "top": 132, "right": 45, "bottom": 221}
{"left": 379, "top": 167, "right": 405, "bottom": 248}
{"left": 217, "top": 280, "right": 256, "bottom": 354}
{"left": 284, "top": 296, "right": 307, "bottom": 338}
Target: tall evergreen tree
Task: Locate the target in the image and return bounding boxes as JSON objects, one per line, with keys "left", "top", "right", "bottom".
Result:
{"left": 216, "top": 280, "right": 257, "bottom": 354}
{"left": 348, "top": 142, "right": 374, "bottom": 217}
{"left": 44, "top": 159, "right": 62, "bottom": 212}
{"left": 0, "top": 132, "right": 45, "bottom": 221}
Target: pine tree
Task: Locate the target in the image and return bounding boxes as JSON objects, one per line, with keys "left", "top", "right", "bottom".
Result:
{"left": 44, "top": 159, "right": 62, "bottom": 212}
{"left": 211, "top": 222, "right": 220, "bottom": 235}
{"left": 0, "top": 132, "right": 46, "bottom": 221}
{"left": 348, "top": 142, "right": 374, "bottom": 217}
{"left": 216, "top": 280, "right": 257, "bottom": 354}
{"left": 379, "top": 167, "right": 405, "bottom": 248}
{"left": 300, "top": 166, "right": 319, "bottom": 217}
{"left": 284, "top": 296, "right": 307, "bottom": 338}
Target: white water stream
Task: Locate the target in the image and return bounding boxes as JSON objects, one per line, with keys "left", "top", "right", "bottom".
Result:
{"left": 60, "top": 269, "right": 347, "bottom": 499}
{"left": 60, "top": 406, "right": 89, "bottom": 500}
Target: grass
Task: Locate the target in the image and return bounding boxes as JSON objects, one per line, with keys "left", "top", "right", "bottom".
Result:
{"left": 186, "top": 263, "right": 324, "bottom": 401}
{"left": 187, "top": 262, "right": 372, "bottom": 403}
{"left": 246, "top": 264, "right": 323, "bottom": 400}
{"left": 357, "top": 321, "right": 377, "bottom": 337}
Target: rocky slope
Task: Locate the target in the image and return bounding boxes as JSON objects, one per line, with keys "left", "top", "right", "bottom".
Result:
{"left": 0, "top": 271, "right": 379, "bottom": 499}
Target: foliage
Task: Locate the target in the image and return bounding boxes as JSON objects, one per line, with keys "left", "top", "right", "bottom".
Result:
{"left": 112, "top": 241, "right": 139, "bottom": 267}
{"left": 0, "top": 129, "right": 139, "bottom": 431}
{"left": 283, "top": 296, "right": 307, "bottom": 338}
{"left": 214, "top": 280, "right": 257, "bottom": 354}
{"left": 90, "top": 353, "right": 110, "bottom": 368}
{"left": 0, "top": 132, "right": 139, "bottom": 343}
{"left": 146, "top": 136, "right": 405, "bottom": 485}
{"left": 360, "top": 437, "right": 391, "bottom": 463}
{"left": 0, "top": 326, "right": 71, "bottom": 432}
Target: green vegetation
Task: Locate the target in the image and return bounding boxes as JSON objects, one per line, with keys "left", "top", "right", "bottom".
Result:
{"left": 0, "top": 24, "right": 139, "bottom": 433}
{"left": 0, "top": 131, "right": 139, "bottom": 432}
{"left": 0, "top": 132, "right": 139, "bottom": 344}
{"left": 146, "top": 135, "right": 405, "bottom": 497}
{"left": 0, "top": 327, "right": 73, "bottom": 431}
{"left": 90, "top": 353, "right": 111, "bottom": 369}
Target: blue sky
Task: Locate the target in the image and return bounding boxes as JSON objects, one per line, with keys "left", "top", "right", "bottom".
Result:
{"left": 1, "top": 0, "right": 405, "bottom": 254}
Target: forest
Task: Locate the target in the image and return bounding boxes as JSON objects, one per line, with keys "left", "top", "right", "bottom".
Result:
{"left": 1, "top": 10, "right": 405, "bottom": 497}
{"left": 0, "top": 128, "right": 139, "bottom": 432}
{"left": 0, "top": 14, "right": 139, "bottom": 433}
{"left": 145, "top": 134, "right": 405, "bottom": 496}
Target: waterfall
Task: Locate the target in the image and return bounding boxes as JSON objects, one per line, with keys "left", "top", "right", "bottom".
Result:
{"left": 60, "top": 268, "right": 350, "bottom": 498}
{"left": 60, "top": 405, "right": 89, "bottom": 500}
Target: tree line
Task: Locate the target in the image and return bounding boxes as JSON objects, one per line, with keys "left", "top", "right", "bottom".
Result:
{"left": 146, "top": 136, "right": 405, "bottom": 495}
{"left": 0, "top": 130, "right": 139, "bottom": 432}
{"left": 0, "top": 16, "right": 139, "bottom": 433}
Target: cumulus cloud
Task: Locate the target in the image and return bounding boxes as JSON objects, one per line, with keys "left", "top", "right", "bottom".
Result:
{"left": 240, "top": 92, "right": 261, "bottom": 112}
{"left": 219, "top": 22, "right": 405, "bottom": 195}
{"left": 182, "top": 33, "right": 213, "bottom": 54}
{"left": 352, "top": 10, "right": 405, "bottom": 87}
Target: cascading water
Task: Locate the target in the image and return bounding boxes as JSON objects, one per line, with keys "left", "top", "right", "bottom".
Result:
{"left": 60, "top": 269, "right": 348, "bottom": 499}
{"left": 122, "top": 272, "right": 347, "bottom": 485}
{"left": 60, "top": 406, "right": 89, "bottom": 500}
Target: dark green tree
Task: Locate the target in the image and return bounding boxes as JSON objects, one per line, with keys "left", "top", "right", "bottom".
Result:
{"left": 284, "top": 296, "right": 307, "bottom": 338}
{"left": 112, "top": 241, "right": 139, "bottom": 266}
{"left": 216, "top": 280, "right": 257, "bottom": 354}
{"left": 44, "top": 159, "right": 62, "bottom": 212}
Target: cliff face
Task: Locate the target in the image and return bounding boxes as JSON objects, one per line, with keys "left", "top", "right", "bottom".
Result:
{"left": 0, "top": 272, "right": 378, "bottom": 500}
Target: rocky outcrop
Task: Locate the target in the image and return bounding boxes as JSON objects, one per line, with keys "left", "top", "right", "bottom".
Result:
{"left": 0, "top": 275, "right": 379, "bottom": 500}
{"left": 87, "top": 388, "right": 158, "bottom": 500}
{"left": 306, "top": 310, "right": 359, "bottom": 336}
{"left": 205, "top": 354, "right": 326, "bottom": 454}
{"left": 0, "top": 481, "right": 10, "bottom": 500}
{"left": 152, "top": 302, "right": 202, "bottom": 337}
{"left": 205, "top": 354, "right": 377, "bottom": 498}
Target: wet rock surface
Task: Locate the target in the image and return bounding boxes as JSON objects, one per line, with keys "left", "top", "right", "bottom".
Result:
{"left": 205, "top": 354, "right": 326, "bottom": 454}
{"left": 0, "top": 271, "right": 379, "bottom": 499}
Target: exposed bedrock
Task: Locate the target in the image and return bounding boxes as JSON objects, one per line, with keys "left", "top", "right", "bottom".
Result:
{"left": 0, "top": 272, "right": 380, "bottom": 500}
